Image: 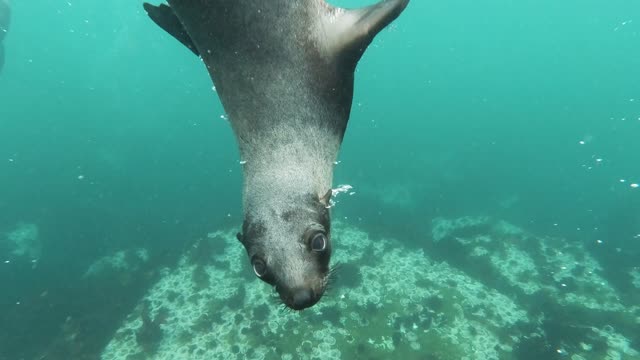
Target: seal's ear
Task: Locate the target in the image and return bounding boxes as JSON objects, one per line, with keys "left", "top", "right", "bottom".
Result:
{"left": 319, "top": 189, "right": 332, "bottom": 207}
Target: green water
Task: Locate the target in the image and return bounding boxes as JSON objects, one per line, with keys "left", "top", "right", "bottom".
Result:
{"left": 0, "top": 0, "right": 638, "bottom": 359}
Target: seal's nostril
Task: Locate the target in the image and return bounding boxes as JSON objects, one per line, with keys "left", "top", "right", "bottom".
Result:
{"left": 291, "top": 288, "right": 314, "bottom": 310}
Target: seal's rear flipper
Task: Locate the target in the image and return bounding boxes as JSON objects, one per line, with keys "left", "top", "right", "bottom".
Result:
{"left": 322, "top": 0, "right": 410, "bottom": 69}
{"left": 143, "top": 3, "right": 199, "bottom": 56}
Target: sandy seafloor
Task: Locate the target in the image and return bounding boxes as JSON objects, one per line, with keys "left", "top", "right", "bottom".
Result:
{"left": 84, "top": 216, "right": 640, "bottom": 360}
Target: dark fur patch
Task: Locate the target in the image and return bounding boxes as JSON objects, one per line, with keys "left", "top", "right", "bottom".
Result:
{"left": 240, "top": 216, "right": 266, "bottom": 249}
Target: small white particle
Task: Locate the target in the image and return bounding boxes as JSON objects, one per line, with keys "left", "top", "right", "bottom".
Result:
{"left": 596, "top": 239, "right": 603, "bottom": 244}
{"left": 631, "top": 183, "right": 639, "bottom": 189}
{"left": 4, "top": 260, "right": 9, "bottom": 264}
{"left": 77, "top": 175, "right": 84, "bottom": 180}
{"left": 579, "top": 140, "right": 585, "bottom": 145}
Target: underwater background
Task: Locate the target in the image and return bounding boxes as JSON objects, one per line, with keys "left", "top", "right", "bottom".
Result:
{"left": 0, "top": 0, "right": 638, "bottom": 359}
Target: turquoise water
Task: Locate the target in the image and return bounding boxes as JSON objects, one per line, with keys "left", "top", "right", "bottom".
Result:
{"left": 1, "top": 0, "right": 639, "bottom": 359}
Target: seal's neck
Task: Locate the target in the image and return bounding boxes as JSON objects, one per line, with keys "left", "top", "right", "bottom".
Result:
{"left": 239, "top": 124, "right": 340, "bottom": 216}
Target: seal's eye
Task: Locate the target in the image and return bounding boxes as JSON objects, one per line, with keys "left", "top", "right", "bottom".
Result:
{"left": 310, "top": 233, "right": 327, "bottom": 252}
{"left": 252, "top": 258, "right": 267, "bottom": 277}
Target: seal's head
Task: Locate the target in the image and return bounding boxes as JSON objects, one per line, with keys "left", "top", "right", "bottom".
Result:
{"left": 237, "top": 190, "right": 333, "bottom": 310}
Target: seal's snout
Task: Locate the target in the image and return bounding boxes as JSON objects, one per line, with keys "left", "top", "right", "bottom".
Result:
{"left": 281, "top": 287, "right": 320, "bottom": 311}
{"left": 291, "top": 288, "right": 315, "bottom": 310}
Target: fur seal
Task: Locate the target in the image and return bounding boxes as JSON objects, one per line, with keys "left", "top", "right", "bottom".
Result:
{"left": 143, "top": 0, "right": 409, "bottom": 310}
{"left": 0, "top": 0, "right": 10, "bottom": 74}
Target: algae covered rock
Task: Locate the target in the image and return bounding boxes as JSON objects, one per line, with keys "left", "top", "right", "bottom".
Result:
{"left": 3, "top": 222, "right": 41, "bottom": 260}
{"left": 101, "top": 219, "right": 639, "bottom": 360}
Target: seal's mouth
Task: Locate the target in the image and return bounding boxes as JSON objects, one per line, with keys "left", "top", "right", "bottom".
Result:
{"left": 276, "top": 287, "right": 324, "bottom": 310}
{"left": 279, "top": 287, "right": 321, "bottom": 311}
{"left": 276, "top": 267, "right": 337, "bottom": 310}
{"left": 277, "top": 275, "right": 331, "bottom": 311}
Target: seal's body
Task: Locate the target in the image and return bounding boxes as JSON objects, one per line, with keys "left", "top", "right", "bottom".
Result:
{"left": 144, "top": 0, "right": 409, "bottom": 310}
{"left": 0, "top": 0, "right": 10, "bottom": 74}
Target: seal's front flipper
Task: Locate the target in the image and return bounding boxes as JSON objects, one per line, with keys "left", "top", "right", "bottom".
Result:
{"left": 143, "top": 3, "right": 199, "bottom": 56}
{"left": 322, "top": 0, "right": 410, "bottom": 69}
